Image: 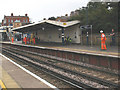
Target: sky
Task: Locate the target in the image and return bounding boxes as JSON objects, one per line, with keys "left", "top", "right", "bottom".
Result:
{"left": 0, "top": 0, "right": 91, "bottom": 22}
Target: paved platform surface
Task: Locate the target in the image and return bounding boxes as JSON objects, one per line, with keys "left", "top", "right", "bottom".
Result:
{"left": 45, "top": 45, "right": 119, "bottom": 56}
{"left": 1, "top": 41, "right": 119, "bottom": 57}
{"left": 35, "top": 42, "right": 118, "bottom": 53}
{"left": 0, "top": 54, "right": 55, "bottom": 89}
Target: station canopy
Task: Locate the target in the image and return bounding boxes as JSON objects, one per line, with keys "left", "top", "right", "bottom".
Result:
{"left": 12, "top": 20, "right": 80, "bottom": 32}
{"left": 0, "top": 30, "right": 6, "bottom": 33}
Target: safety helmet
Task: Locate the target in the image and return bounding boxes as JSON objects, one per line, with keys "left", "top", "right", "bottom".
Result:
{"left": 100, "top": 30, "right": 103, "bottom": 33}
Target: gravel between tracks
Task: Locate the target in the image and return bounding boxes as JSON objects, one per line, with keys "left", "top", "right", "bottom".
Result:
{"left": 8, "top": 47, "right": 118, "bottom": 84}
{"left": 3, "top": 48, "right": 109, "bottom": 88}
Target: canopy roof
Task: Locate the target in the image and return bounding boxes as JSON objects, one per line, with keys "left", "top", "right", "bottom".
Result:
{"left": 0, "top": 30, "right": 6, "bottom": 33}
{"left": 12, "top": 20, "right": 80, "bottom": 32}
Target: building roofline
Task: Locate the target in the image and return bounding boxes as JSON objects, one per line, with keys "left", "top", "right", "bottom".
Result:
{"left": 12, "top": 20, "right": 80, "bottom": 32}
{"left": 4, "top": 16, "right": 29, "bottom": 17}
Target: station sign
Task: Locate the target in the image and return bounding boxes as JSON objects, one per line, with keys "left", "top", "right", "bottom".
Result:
{"left": 80, "top": 25, "right": 92, "bottom": 30}
{"left": 63, "top": 23, "right": 67, "bottom": 25}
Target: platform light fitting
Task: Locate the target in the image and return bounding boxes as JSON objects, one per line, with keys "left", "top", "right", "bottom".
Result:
{"left": 58, "top": 28, "right": 62, "bottom": 31}
{"left": 42, "top": 27, "right": 45, "bottom": 30}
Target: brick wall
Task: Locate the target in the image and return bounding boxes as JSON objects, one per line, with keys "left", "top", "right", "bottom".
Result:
{"left": 2, "top": 14, "right": 29, "bottom": 26}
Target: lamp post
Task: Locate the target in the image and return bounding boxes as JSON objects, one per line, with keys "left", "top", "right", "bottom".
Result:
{"left": 62, "top": 28, "right": 64, "bottom": 46}
{"left": 42, "top": 27, "right": 45, "bottom": 30}
{"left": 91, "top": 25, "right": 92, "bottom": 47}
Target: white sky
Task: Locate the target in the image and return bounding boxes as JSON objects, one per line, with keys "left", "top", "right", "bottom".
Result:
{"left": 0, "top": 0, "right": 91, "bottom": 22}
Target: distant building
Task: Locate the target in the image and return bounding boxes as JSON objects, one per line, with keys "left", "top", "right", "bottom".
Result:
{"left": 13, "top": 20, "right": 22, "bottom": 28}
{"left": 56, "top": 14, "right": 69, "bottom": 22}
{"left": 2, "top": 13, "right": 30, "bottom": 27}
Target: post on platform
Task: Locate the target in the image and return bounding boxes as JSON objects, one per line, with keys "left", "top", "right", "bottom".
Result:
{"left": 91, "top": 25, "right": 93, "bottom": 47}
{"left": 87, "top": 32, "right": 89, "bottom": 45}
{"left": 62, "top": 28, "right": 64, "bottom": 46}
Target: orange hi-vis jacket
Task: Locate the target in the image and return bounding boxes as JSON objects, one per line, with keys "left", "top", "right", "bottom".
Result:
{"left": 101, "top": 33, "right": 106, "bottom": 42}
{"left": 33, "top": 38, "right": 35, "bottom": 44}
{"left": 101, "top": 33, "right": 107, "bottom": 50}
{"left": 24, "top": 37, "right": 27, "bottom": 44}
{"left": 11, "top": 37, "right": 14, "bottom": 43}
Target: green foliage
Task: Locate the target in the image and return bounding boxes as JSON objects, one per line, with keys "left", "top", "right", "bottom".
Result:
{"left": 68, "top": 2, "right": 119, "bottom": 33}
{"left": 48, "top": 17, "right": 56, "bottom": 20}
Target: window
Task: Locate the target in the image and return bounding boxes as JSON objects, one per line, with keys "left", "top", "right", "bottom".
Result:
{"left": 4, "top": 19, "right": 6, "bottom": 24}
{"left": 9, "top": 24, "right": 13, "bottom": 26}
{"left": 11, "top": 20, "right": 13, "bottom": 22}
{"left": 59, "top": 34, "right": 61, "bottom": 38}
{"left": 8, "top": 19, "right": 10, "bottom": 22}
{"left": 26, "top": 19, "right": 28, "bottom": 22}
{"left": 23, "top": 20, "right": 25, "bottom": 22}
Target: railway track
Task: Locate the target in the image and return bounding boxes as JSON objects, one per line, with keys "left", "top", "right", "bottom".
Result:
{"left": 3, "top": 46, "right": 119, "bottom": 75}
{"left": 1, "top": 46, "right": 119, "bottom": 89}
{"left": 2, "top": 48, "right": 93, "bottom": 89}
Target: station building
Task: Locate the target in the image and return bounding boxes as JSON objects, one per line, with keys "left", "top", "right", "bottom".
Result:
{"left": 12, "top": 20, "right": 81, "bottom": 44}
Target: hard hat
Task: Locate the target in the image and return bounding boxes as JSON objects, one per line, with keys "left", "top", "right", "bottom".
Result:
{"left": 100, "top": 30, "right": 103, "bottom": 33}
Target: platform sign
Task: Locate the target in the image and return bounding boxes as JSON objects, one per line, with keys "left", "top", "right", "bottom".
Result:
{"left": 62, "top": 33, "right": 64, "bottom": 38}
{"left": 80, "top": 25, "right": 91, "bottom": 30}
{"left": 63, "top": 23, "right": 67, "bottom": 25}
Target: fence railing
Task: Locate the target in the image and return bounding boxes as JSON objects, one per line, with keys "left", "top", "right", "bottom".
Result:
{"left": 81, "top": 34, "right": 118, "bottom": 46}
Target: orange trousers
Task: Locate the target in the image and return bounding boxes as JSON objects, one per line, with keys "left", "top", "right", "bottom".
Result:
{"left": 11, "top": 38, "right": 14, "bottom": 43}
{"left": 25, "top": 40, "right": 27, "bottom": 44}
{"left": 33, "top": 38, "right": 35, "bottom": 44}
{"left": 101, "top": 41, "right": 107, "bottom": 50}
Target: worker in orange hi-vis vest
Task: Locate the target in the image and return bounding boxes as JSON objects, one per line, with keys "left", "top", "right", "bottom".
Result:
{"left": 11, "top": 37, "right": 14, "bottom": 43}
{"left": 24, "top": 36, "right": 27, "bottom": 45}
{"left": 33, "top": 37, "right": 35, "bottom": 45}
{"left": 100, "top": 30, "right": 107, "bottom": 50}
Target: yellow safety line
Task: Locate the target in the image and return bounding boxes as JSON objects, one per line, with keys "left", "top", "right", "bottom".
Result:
{"left": 0, "top": 80, "right": 7, "bottom": 90}
{"left": 0, "top": 63, "right": 20, "bottom": 88}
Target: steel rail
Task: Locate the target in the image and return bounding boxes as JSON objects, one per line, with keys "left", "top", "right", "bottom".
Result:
{"left": 3, "top": 46, "right": 119, "bottom": 76}
{"left": 2, "top": 48, "right": 119, "bottom": 88}
{"left": 2, "top": 49, "right": 94, "bottom": 89}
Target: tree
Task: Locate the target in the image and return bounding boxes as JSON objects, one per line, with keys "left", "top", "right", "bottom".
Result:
{"left": 68, "top": 1, "right": 119, "bottom": 33}
{"left": 48, "top": 17, "right": 56, "bottom": 20}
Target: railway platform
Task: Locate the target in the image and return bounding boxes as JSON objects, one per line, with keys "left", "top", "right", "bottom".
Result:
{"left": 0, "top": 53, "right": 56, "bottom": 89}
{"left": 0, "top": 42, "right": 119, "bottom": 88}
{"left": 1, "top": 41, "right": 119, "bottom": 70}
{"left": 41, "top": 44, "right": 118, "bottom": 57}
{"left": 1, "top": 41, "right": 119, "bottom": 56}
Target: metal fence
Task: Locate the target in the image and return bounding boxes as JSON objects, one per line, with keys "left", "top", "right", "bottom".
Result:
{"left": 81, "top": 33, "right": 119, "bottom": 46}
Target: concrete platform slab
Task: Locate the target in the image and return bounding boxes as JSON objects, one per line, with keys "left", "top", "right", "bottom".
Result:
{"left": 0, "top": 54, "right": 56, "bottom": 89}
{"left": 1, "top": 42, "right": 119, "bottom": 57}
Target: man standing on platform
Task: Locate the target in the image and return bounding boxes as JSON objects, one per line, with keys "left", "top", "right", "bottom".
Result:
{"left": 110, "top": 29, "right": 115, "bottom": 46}
{"left": 33, "top": 36, "right": 35, "bottom": 45}
{"left": 24, "top": 36, "right": 27, "bottom": 45}
{"left": 100, "top": 30, "right": 107, "bottom": 50}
